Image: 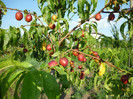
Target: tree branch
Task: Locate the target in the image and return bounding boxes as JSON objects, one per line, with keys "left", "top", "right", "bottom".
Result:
{"left": 0, "top": 6, "right": 44, "bottom": 25}
{"left": 59, "top": 0, "right": 112, "bottom": 46}
{"left": 64, "top": 49, "right": 131, "bottom": 74}
{"left": 0, "top": 6, "right": 55, "bottom": 52}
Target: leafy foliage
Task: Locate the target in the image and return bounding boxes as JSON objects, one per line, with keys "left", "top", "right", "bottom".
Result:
{"left": 0, "top": 0, "right": 133, "bottom": 98}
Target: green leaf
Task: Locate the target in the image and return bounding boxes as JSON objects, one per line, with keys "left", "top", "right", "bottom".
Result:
{"left": 85, "top": 1, "right": 91, "bottom": 19}
{"left": 53, "top": 66, "right": 70, "bottom": 89}
{"left": 131, "top": 77, "right": 133, "bottom": 94}
{"left": 91, "top": 24, "right": 97, "bottom": 39}
{"left": 20, "top": 61, "right": 33, "bottom": 68}
{"left": 0, "top": 60, "right": 21, "bottom": 70}
{"left": 104, "top": 77, "right": 112, "bottom": 91}
{"left": 77, "top": 30, "right": 82, "bottom": 38}
{"left": 61, "top": 18, "right": 69, "bottom": 35}
{"left": 21, "top": 27, "right": 28, "bottom": 46}
{"left": 29, "top": 26, "right": 37, "bottom": 39}
{"left": 127, "top": 22, "right": 133, "bottom": 37}
{"left": 21, "top": 71, "right": 42, "bottom": 99}
{"left": 50, "top": 34, "right": 56, "bottom": 42}
{"left": 40, "top": 71, "right": 60, "bottom": 99}
{"left": 47, "top": 0, "right": 55, "bottom": 12}
{"left": 42, "top": 6, "right": 51, "bottom": 24}
{"left": 4, "top": 70, "right": 24, "bottom": 98}
{"left": 94, "top": 74, "right": 98, "bottom": 91}
{"left": 0, "top": 67, "right": 20, "bottom": 98}
{"left": 90, "top": 0, "right": 98, "bottom": 14}
{"left": 0, "top": 29, "right": 5, "bottom": 50}
{"left": 14, "top": 73, "right": 25, "bottom": 99}
{"left": 0, "top": 0, "right": 6, "bottom": 9}
{"left": 120, "top": 21, "right": 127, "bottom": 39}
{"left": 52, "top": 51, "right": 60, "bottom": 57}
{"left": 78, "top": 0, "right": 85, "bottom": 20}
{"left": 28, "top": 67, "right": 43, "bottom": 87}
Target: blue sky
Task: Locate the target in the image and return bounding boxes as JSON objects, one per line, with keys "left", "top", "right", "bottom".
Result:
{"left": 1, "top": 0, "right": 130, "bottom": 38}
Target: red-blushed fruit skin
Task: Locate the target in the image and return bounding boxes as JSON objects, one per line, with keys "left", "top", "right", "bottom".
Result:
{"left": 70, "top": 68, "right": 74, "bottom": 72}
{"left": 79, "top": 75, "right": 84, "bottom": 80}
{"left": 48, "top": 60, "right": 58, "bottom": 67}
{"left": 20, "top": 44, "right": 24, "bottom": 48}
{"left": 83, "top": 58, "right": 87, "bottom": 62}
{"left": 15, "top": 12, "right": 23, "bottom": 21}
{"left": 112, "top": 0, "right": 117, "bottom": 5}
{"left": 95, "top": 13, "right": 101, "bottom": 21}
{"left": 49, "top": 23, "right": 56, "bottom": 29}
{"left": 80, "top": 71, "right": 85, "bottom": 79}
{"left": 59, "top": 57, "right": 68, "bottom": 67}
{"left": 82, "top": 30, "right": 85, "bottom": 37}
{"left": 52, "top": 15, "right": 57, "bottom": 21}
{"left": 78, "top": 54, "right": 85, "bottom": 62}
{"left": 70, "top": 61, "right": 74, "bottom": 65}
{"left": 71, "top": 64, "right": 75, "bottom": 68}
{"left": 23, "top": 48, "right": 28, "bottom": 52}
{"left": 93, "top": 51, "right": 98, "bottom": 56}
{"left": 121, "top": 75, "right": 129, "bottom": 84}
{"left": 108, "top": 13, "right": 115, "bottom": 21}
{"left": 25, "top": 14, "right": 32, "bottom": 22}
{"left": 49, "top": 51, "right": 54, "bottom": 57}
{"left": 47, "top": 45, "right": 52, "bottom": 51}
{"left": 81, "top": 71, "right": 85, "bottom": 76}
{"left": 94, "top": 55, "right": 100, "bottom": 63}
{"left": 78, "top": 65, "right": 82, "bottom": 69}
{"left": 99, "top": 62, "right": 101, "bottom": 66}
{"left": 73, "top": 49, "right": 79, "bottom": 56}
{"left": 113, "top": 5, "right": 120, "bottom": 12}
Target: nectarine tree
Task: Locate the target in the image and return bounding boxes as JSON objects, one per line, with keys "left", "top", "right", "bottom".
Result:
{"left": 0, "top": 0, "right": 133, "bottom": 99}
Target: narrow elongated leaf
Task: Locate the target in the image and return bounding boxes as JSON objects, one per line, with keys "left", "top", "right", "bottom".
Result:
{"left": 37, "top": 26, "right": 43, "bottom": 37}
{"left": 0, "top": 60, "right": 21, "bottom": 70}
{"left": 42, "top": 6, "right": 51, "bottom": 24}
{"left": 91, "top": 24, "right": 97, "bottom": 39}
{"left": 51, "top": 34, "right": 56, "bottom": 42}
{"left": 3, "top": 70, "right": 24, "bottom": 98}
{"left": 0, "top": 67, "right": 19, "bottom": 98}
{"left": 14, "top": 74, "right": 26, "bottom": 99}
{"left": 131, "top": 77, "right": 133, "bottom": 94}
{"left": 47, "top": 0, "right": 55, "bottom": 12}
{"left": 90, "top": 0, "right": 98, "bottom": 14}
{"left": 0, "top": 29, "right": 5, "bottom": 50}
{"left": 94, "top": 74, "right": 98, "bottom": 91}
{"left": 104, "top": 77, "right": 112, "bottom": 91}
{"left": 52, "top": 51, "right": 60, "bottom": 57}
{"left": 120, "top": 21, "right": 127, "bottom": 39}
{"left": 78, "top": 0, "right": 85, "bottom": 20}
{"left": 85, "top": 1, "right": 91, "bottom": 19}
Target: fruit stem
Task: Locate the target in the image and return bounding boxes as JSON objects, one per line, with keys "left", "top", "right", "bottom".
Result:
{"left": 0, "top": 6, "right": 55, "bottom": 52}
{"left": 64, "top": 49, "right": 132, "bottom": 74}
{"left": 59, "top": 0, "right": 112, "bottom": 46}
{"left": 0, "top": 6, "right": 44, "bottom": 25}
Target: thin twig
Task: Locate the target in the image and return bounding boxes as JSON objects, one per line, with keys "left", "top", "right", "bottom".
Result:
{"left": 0, "top": 6, "right": 44, "bottom": 25}
{"left": 21, "top": 24, "right": 41, "bottom": 27}
{"left": 0, "top": 6, "right": 56, "bottom": 52}
{"left": 64, "top": 49, "right": 131, "bottom": 74}
{"left": 59, "top": 0, "right": 112, "bottom": 46}
{"left": 102, "top": 11, "right": 120, "bottom": 13}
